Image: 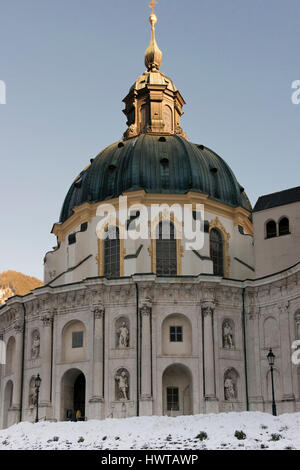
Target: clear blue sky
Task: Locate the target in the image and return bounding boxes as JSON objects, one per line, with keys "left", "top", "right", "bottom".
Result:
{"left": 0, "top": 0, "right": 299, "bottom": 280}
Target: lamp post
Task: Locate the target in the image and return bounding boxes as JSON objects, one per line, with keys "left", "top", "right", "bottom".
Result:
{"left": 35, "top": 374, "right": 42, "bottom": 423}
{"left": 267, "top": 349, "right": 277, "bottom": 416}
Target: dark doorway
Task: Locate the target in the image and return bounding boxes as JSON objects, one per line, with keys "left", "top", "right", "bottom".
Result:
{"left": 74, "top": 373, "right": 85, "bottom": 418}
{"left": 61, "top": 368, "right": 86, "bottom": 421}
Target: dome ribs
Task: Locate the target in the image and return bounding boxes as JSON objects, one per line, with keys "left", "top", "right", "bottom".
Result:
{"left": 59, "top": 135, "right": 251, "bottom": 223}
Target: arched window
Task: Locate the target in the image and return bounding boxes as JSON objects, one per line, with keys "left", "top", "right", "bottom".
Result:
{"left": 140, "top": 104, "right": 148, "bottom": 133}
{"left": 163, "top": 105, "right": 173, "bottom": 133}
{"left": 279, "top": 217, "right": 290, "bottom": 236}
{"left": 156, "top": 221, "right": 177, "bottom": 275}
{"left": 210, "top": 228, "right": 224, "bottom": 276}
{"left": 6, "top": 336, "right": 16, "bottom": 376}
{"left": 62, "top": 320, "right": 86, "bottom": 363}
{"left": 104, "top": 226, "right": 120, "bottom": 278}
{"left": 266, "top": 220, "right": 277, "bottom": 238}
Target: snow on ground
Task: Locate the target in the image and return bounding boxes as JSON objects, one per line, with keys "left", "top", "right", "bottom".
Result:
{"left": 0, "top": 412, "right": 299, "bottom": 450}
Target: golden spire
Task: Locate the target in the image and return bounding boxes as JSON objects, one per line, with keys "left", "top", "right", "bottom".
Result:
{"left": 145, "top": 1, "right": 162, "bottom": 72}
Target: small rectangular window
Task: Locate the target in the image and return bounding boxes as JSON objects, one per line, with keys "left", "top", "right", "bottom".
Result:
{"left": 167, "top": 387, "right": 179, "bottom": 411}
{"left": 68, "top": 233, "right": 76, "bottom": 245}
{"left": 170, "top": 326, "right": 183, "bottom": 342}
{"left": 72, "top": 331, "right": 83, "bottom": 348}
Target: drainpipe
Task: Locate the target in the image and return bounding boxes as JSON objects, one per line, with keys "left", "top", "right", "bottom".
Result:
{"left": 242, "top": 287, "right": 249, "bottom": 411}
{"left": 20, "top": 303, "right": 27, "bottom": 422}
{"left": 135, "top": 282, "right": 140, "bottom": 417}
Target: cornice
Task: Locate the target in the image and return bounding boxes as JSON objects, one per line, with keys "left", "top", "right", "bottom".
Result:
{"left": 51, "top": 190, "right": 253, "bottom": 243}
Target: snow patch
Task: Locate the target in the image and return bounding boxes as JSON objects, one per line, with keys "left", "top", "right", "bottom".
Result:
{"left": 0, "top": 412, "right": 299, "bottom": 450}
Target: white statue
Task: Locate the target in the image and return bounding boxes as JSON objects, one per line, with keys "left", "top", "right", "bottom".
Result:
{"left": 31, "top": 331, "right": 40, "bottom": 359}
{"left": 223, "top": 321, "right": 234, "bottom": 349}
{"left": 116, "top": 371, "right": 129, "bottom": 400}
{"left": 118, "top": 322, "right": 129, "bottom": 348}
{"left": 296, "top": 316, "right": 300, "bottom": 339}
{"left": 224, "top": 377, "right": 236, "bottom": 401}
{"left": 29, "top": 383, "right": 36, "bottom": 408}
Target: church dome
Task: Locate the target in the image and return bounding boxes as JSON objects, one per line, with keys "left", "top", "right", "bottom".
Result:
{"left": 58, "top": 7, "right": 251, "bottom": 225}
{"left": 59, "top": 134, "right": 251, "bottom": 223}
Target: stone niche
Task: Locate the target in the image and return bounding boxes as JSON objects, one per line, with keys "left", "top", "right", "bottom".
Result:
{"left": 115, "top": 317, "right": 130, "bottom": 349}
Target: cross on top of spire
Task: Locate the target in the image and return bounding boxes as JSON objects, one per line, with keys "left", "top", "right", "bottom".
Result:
{"left": 149, "top": 1, "right": 158, "bottom": 14}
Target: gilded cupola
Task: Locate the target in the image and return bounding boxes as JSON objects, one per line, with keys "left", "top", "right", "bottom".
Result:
{"left": 122, "top": 1, "right": 186, "bottom": 140}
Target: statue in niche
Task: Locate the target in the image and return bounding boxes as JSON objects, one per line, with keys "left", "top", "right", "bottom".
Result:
{"left": 296, "top": 314, "right": 300, "bottom": 339}
{"left": 223, "top": 321, "right": 234, "bottom": 349}
{"left": 29, "top": 381, "right": 36, "bottom": 409}
{"left": 118, "top": 322, "right": 129, "bottom": 348}
{"left": 31, "top": 331, "right": 40, "bottom": 359}
{"left": 224, "top": 377, "right": 236, "bottom": 401}
{"left": 115, "top": 370, "right": 129, "bottom": 401}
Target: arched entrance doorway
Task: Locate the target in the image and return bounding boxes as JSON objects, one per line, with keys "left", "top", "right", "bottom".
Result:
{"left": 61, "top": 369, "right": 86, "bottom": 421}
{"left": 3, "top": 380, "right": 13, "bottom": 429}
{"left": 162, "top": 364, "right": 193, "bottom": 416}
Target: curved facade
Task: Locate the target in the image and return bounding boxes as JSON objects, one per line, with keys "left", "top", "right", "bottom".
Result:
{"left": 1, "top": 265, "right": 300, "bottom": 427}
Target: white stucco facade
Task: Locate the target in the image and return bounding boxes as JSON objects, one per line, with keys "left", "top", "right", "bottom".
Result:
{"left": 1, "top": 261, "right": 300, "bottom": 429}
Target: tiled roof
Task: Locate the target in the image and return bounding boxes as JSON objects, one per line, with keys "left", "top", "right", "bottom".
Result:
{"left": 253, "top": 186, "right": 300, "bottom": 212}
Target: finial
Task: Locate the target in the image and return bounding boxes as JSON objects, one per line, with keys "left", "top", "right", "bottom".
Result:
{"left": 145, "top": 1, "right": 162, "bottom": 72}
{"left": 149, "top": 0, "right": 158, "bottom": 15}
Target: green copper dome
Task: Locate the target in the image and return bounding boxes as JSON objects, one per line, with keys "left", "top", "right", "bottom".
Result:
{"left": 59, "top": 134, "right": 251, "bottom": 223}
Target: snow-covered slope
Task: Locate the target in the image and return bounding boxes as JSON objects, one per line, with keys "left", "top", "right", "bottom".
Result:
{"left": 0, "top": 412, "right": 299, "bottom": 450}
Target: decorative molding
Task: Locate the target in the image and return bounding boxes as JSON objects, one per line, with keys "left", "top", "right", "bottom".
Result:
{"left": 52, "top": 191, "right": 252, "bottom": 243}
{"left": 89, "top": 397, "right": 104, "bottom": 404}
{"left": 41, "top": 312, "right": 54, "bottom": 327}
{"left": 139, "top": 297, "right": 152, "bottom": 316}
{"left": 201, "top": 301, "right": 215, "bottom": 317}
{"left": 278, "top": 301, "right": 289, "bottom": 314}
{"left": 93, "top": 306, "right": 105, "bottom": 319}
{"left": 14, "top": 319, "right": 24, "bottom": 334}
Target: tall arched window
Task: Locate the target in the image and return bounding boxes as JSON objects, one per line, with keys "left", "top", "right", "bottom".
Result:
{"left": 210, "top": 228, "right": 224, "bottom": 276}
{"left": 266, "top": 220, "right": 277, "bottom": 238}
{"left": 140, "top": 104, "right": 148, "bottom": 133}
{"left": 163, "top": 105, "right": 173, "bottom": 133}
{"left": 156, "top": 221, "right": 177, "bottom": 275}
{"left": 279, "top": 217, "right": 290, "bottom": 236}
{"left": 104, "top": 226, "right": 120, "bottom": 278}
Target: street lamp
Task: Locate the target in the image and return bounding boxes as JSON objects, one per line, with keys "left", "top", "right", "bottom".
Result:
{"left": 34, "top": 374, "right": 42, "bottom": 423}
{"left": 267, "top": 349, "right": 277, "bottom": 416}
